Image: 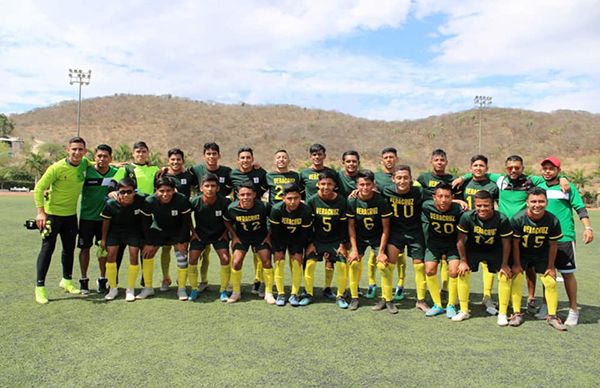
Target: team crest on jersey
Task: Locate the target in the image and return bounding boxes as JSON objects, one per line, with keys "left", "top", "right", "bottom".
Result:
{"left": 181, "top": 178, "right": 187, "bottom": 185}
{"left": 219, "top": 177, "right": 225, "bottom": 183}
{"left": 171, "top": 210, "right": 179, "bottom": 216}
{"left": 215, "top": 210, "right": 222, "bottom": 217}
{"left": 253, "top": 177, "right": 260, "bottom": 183}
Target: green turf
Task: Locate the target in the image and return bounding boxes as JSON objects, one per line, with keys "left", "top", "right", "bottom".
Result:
{"left": 2, "top": 195, "right": 599, "bottom": 387}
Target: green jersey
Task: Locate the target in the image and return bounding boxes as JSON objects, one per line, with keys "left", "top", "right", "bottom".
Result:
{"left": 299, "top": 166, "right": 339, "bottom": 199}
{"left": 538, "top": 181, "right": 587, "bottom": 242}
{"left": 80, "top": 165, "right": 118, "bottom": 221}
{"left": 101, "top": 194, "right": 146, "bottom": 235}
{"left": 189, "top": 164, "right": 233, "bottom": 197}
{"left": 347, "top": 192, "right": 392, "bottom": 241}
{"left": 268, "top": 201, "right": 313, "bottom": 245}
{"left": 230, "top": 167, "right": 268, "bottom": 198}
{"left": 34, "top": 157, "right": 90, "bottom": 216}
{"left": 266, "top": 170, "right": 301, "bottom": 205}
{"left": 166, "top": 170, "right": 198, "bottom": 198}
{"left": 112, "top": 163, "right": 159, "bottom": 195}
{"left": 461, "top": 178, "right": 499, "bottom": 210}
{"left": 190, "top": 194, "right": 230, "bottom": 242}
{"left": 511, "top": 210, "right": 562, "bottom": 259}
{"left": 141, "top": 192, "right": 192, "bottom": 232}
{"left": 375, "top": 171, "right": 394, "bottom": 192}
{"left": 457, "top": 210, "right": 512, "bottom": 256}
{"left": 416, "top": 172, "right": 455, "bottom": 201}
{"left": 382, "top": 185, "right": 424, "bottom": 236}
{"left": 224, "top": 199, "right": 270, "bottom": 243}
{"left": 337, "top": 171, "right": 358, "bottom": 198}
{"left": 307, "top": 193, "right": 348, "bottom": 244}
{"left": 421, "top": 200, "right": 463, "bottom": 250}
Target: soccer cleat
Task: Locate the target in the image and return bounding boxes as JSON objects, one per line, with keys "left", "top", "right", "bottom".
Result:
{"left": 446, "top": 304, "right": 457, "bottom": 319}
{"left": 322, "top": 287, "right": 336, "bottom": 300}
{"left": 393, "top": 287, "right": 405, "bottom": 302}
{"left": 547, "top": 315, "right": 567, "bottom": 331}
{"left": 188, "top": 290, "right": 200, "bottom": 301}
{"left": 481, "top": 296, "right": 498, "bottom": 316}
{"left": 508, "top": 313, "right": 525, "bottom": 327}
{"left": 59, "top": 278, "right": 80, "bottom": 294}
{"left": 125, "top": 288, "right": 135, "bottom": 302}
{"left": 135, "top": 287, "right": 155, "bottom": 299}
{"left": 535, "top": 304, "right": 548, "bottom": 320}
{"left": 348, "top": 298, "right": 360, "bottom": 311}
{"left": 35, "top": 286, "right": 49, "bottom": 304}
{"left": 160, "top": 278, "right": 171, "bottom": 291}
{"left": 288, "top": 295, "right": 300, "bottom": 307}
{"left": 425, "top": 304, "right": 445, "bottom": 317}
{"left": 264, "top": 293, "right": 276, "bottom": 305}
{"left": 251, "top": 281, "right": 261, "bottom": 294}
{"left": 299, "top": 295, "right": 313, "bottom": 306}
{"left": 79, "top": 278, "right": 90, "bottom": 295}
{"left": 258, "top": 283, "right": 266, "bottom": 298}
{"left": 198, "top": 282, "right": 209, "bottom": 293}
{"left": 276, "top": 294, "right": 286, "bottom": 306}
{"left": 372, "top": 299, "right": 386, "bottom": 311}
{"left": 177, "top": 288, "right": 188, "bottom": 301}
{"left": 415, "top": 300, "right": 430, "bottom": 312}
{"left": 527, "top": 298, "right": 537, "bottom": 314}
{"left": 565, "top": 309, "right": 579, "bottom": 327}
{"left": 452, "top": 311, "right": 470, "bottom": 322}
{"left": 497, "top": 314, "right": 509, "bottom": 326}
{"left": 336, "top": 296, "right": 349, "bottom": 309}
{"left": 105, "top": 287, "right": 119, "bottom": 301}
{"left": 365, "top": 285, "right": 377, "bottom": 299}
{"left": 219, "top": 291, "right": 229, "bottom": 302}
{"left": 386, "top": 302, "right": 399, "bottom": 314}
{"left": 227, "top": 292, "right": 241, "bottom": 303}
{"left": 97, "top": 278, "right": 108, "bottom": 293}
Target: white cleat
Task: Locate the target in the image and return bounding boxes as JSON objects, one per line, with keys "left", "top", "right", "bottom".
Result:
{"left": 452, "top": 311, "right": 470, "bottom": 322}
{"left": 264, "top": 293, "right": 276, "bottom": 305}
{"left": 482, "top": 296, "right": 498, "bottom": 316}
{"left": 105, "top": 288, "right": 119, "bottom": 301}
{"left": 136, "top": 287, "right": 155, "bottom": 299}
{"left": 177, "top": 288, "right": 188, "bottom": 301}
{"left": 497, "top": 314, "right": 509, "bottom": 327}
{"left": 125, "top": 288, "right": 136, "bottom": 302}
{"left": 227, "top": 292, "right": 241, "bottom": 303}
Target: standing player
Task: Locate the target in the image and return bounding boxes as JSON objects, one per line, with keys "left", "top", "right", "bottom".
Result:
{"left": 224, "top": 182, "right": 274, "bottom": 304}
{"left": 303, "top": 170, "right": 349, "bottom": 306}
{"left": 269, "top": 184, "right": 313, "bottom": 306}
{"left": 189, "top": 174, "right": 231, "bottom": 302}
{"left": 510, "top": 187, "right": 565, "bottom": 330}
{"left": 77, "top": 144, "right": 118, "bottom": 294}
{"left": 337, "top": 150, "right": 360, "bottom": 198}
{"left": 421, "top": 183, "right": 463, "bottom": 317}
{"left": 266, "top": 149, "right": 300, "bottom": 206}
{"left": 347, "top": 170, "right": 394, "bottom": 312}
{"left": 375, "top": 147, "right": 399, "bottom": 192}
{"left": 33, "top": 137, "right": 89, "bottom": 304}
{"left": 111, "top": 141, "right": 160, "bottom": 196}
{"left": 455, "top": 190, "right": 512, "bottom": 323}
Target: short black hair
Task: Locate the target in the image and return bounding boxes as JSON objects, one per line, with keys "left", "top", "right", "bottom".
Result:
{"left": 470, "top": 154, "right": 488, "bottom": 165}
{"left": 96, "top": 144, "right": 112, "bottom": 156}
{"left": 201, "top": 173, "right": 219, "bottom": 185}
{"left": 275, "top": 149, "right": 288, "bottom": 155}
{"left": 68, "top": 136, "right": 86, "bottom": 147}
{"left": 431, "top": 149, "right": 447, "bottom": 159}
{"left": 434, "top": 182, "right": 453, "bottom": 194}
{"left": 393, "top": 165, "right": 412, "bottom": 176}
{"left": 118, "top": 177, "right": 136, "bottom": 189}
{"left": 283, "top": 184, "right": 301, "bottom": 195}
{"left": 357, "top": 169, "right": 375, "bottom": 182}
{"left": 133, "top": 141, "right": 149, "bottom": 151}
{"left": 342, "top": 150, "right": 360, "bottom": 161}
{"left": 155, "top": 176, "right": 175, "bottom": 189}
{"left": 203, "top": 142, "right": 220, "bottom": 154}
{"left": 506, "top": 155, "right": 523, "bottom": 164}
{"left": 309, "top": 144, "right": 326, "bottom": 154}
{"left": 318, "top": 169, "right": 337, "bottom": 183}
{"left": 381, "top": 147, "right": 397, "bottom": 156}
{"left": 168, "top": 148, "right": 184, "bottom": 160}
{"left": 238, "top": 181, "right": 255, "bottom": 192}
{"left": 474, "top": 190, "right": 493, "bottom": 201}
{"left": 527, "top": 186, "right": 547, "bottom": 198}
{"left": 238, "top": 147, "right": 253, "bottom": 157}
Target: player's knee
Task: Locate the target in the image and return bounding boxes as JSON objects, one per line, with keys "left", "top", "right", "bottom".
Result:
{"left": 541, "top": 275, "right": 556, "bottom": 290}
{"left": 175, "top": 251, "right": 188, "bottom": 269}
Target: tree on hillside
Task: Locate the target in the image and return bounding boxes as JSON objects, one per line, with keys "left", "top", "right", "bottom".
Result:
{"left": 25, "top": 152, "right": 51, "bottom": 183}
{"left": 0, "top": 114, "right": 15, "bottom": 136}
{"left": 113, "top": 144, "right": 132, "bottom": 162}
{"left": 150, "top": 151, "right": 164, "bottom": 166}
{"left": 568, "top": 168, "right": 590, "bottom": 190}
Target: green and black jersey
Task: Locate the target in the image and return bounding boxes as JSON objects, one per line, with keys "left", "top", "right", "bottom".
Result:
{"left": 421, "top": 200, "right": 463, "bottom": 250}
{"left": 166, "top": 170, "right": 198, "bottom": 199}
{"left": 461, "top": 178, "right": 499, "bottom": 210}
{"left": 112, "top": 163, "right": 160, "bottom": 196}
{"left": 230, "top": 167, "right": 268, "bottom": 198}
{"left": 299, "top": 166, "right": 339, "bottom": 199}
{"left": 80, "top": 165, "right": 118, "bottom": 221}
{"left": 382, "top": 185, "right": 424, "bottom": 237}
{"left": 266, "top": 170, "right": 301, "bottom": 205}
{"left": 337, "top": 171, "right": 358, "bottom": 198}
{"left": 307, "top": 193, "right": 348, "bottom": 244}
{"left": 101, "top": 194, "right": 146, "bottom": 235}
{"left": 457, "top": 210, "right": 512, "bottom": 256}
{"left": 189, "top": 164, "right": 233, "bottom": 198}
{"left": 141, "top": 192, "right": 192, "bottom": 233}
{"left": 190, "top": 194, "right": 230, "bottom": 242}
{"left": 416, "top": 172, "right": 456, "bottom": 201}
{"left": 347, "top": 192, "right": 392, "bottom": 241}
{"left": 511, "top": 210, "right": 562, "bottom": 260}
{"left": 375, "top": 171, "right": 394, "bottom": 193}
{"left": 269, "top": 201, "right": 313, "bottom": 246}
{"left": 224, "top": 199, "right": 270, "bottom": 243}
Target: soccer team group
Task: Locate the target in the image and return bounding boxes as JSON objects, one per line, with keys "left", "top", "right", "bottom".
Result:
{"left": 32, "top": 137, "right": 594, "bottom": 331}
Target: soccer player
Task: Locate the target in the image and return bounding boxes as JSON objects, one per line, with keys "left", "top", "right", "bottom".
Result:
{"left": 456, "top": 190, "right": 512, "bottom": 323}
{"left": 510, "top": 187, "right": 566, "bottom": 330}
{"left": 77, "top": 144, "right": 118, "bottom": 294}
{"left": 189, "top": 174, "right": 231, "bottom": 302}
{"left": 304, "top": 170, "right": 349, "bottom": 306}
{"left": 33, "top": 137, "right": 89, "bottom": 304}
{"left": 383, "top": 165, "right": 429, "bottom": 312}
{"left": 299, "top": 143, "right": 339, "bottom": 199}
{"left": 223, "top": 182, "right": 274, "bottom": 304}
{"left": 374, "top": 147, "right": 399, "bottom": 192}
{"left": 111, "top": 141, "right": 160, "bottom": 196}
{"left": 138, "top": 177, "right": 192, "bottom": 301}
{"left": 347, "top": 170, "right": 394, "bottom": 312}
{"left": 337, "top": 150, "right": 360, "bottom": 198}
{"left": 100, "top": 178, "right": 146, "bottom": 301}
{"left": 269, "top": 184, "right": 313, "bottom": 306}
{"left": 266, "top": 149, "right": 300, "bottom": 206}
{"left": 421, "top": 183, "right": 463, "bottom": 317}
{"left": 535, "top": 157, "right": 594, "bottom": 326}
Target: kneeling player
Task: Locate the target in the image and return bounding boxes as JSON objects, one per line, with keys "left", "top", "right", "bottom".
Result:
{"left": 269, "top": 184, "right": 313, "bottom": 306}
{"left": 455, "top": 190, "right": 512, "bottom": 323}
{"left": 139, "top": 177, "right": 192, "bottom": 301}
{"left": 101, "top": 178, "right": 146, "bottom": 301}
{"left": 224, "top": 182, "right": 274, "bottom": 304}
{"left": 189, "top": 174, "right": 231, "bottom": 302}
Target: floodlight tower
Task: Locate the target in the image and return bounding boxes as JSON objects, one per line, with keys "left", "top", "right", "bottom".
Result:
{"left": 68, "top": 69, "right": 92, "bottom": 137}
{"left": 474, "top": 95, "right": 492, "bottom": 154}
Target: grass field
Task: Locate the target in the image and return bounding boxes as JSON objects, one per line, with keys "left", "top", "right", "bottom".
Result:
{"left": 2, "top": 194, "right": 599, "bottom": 387}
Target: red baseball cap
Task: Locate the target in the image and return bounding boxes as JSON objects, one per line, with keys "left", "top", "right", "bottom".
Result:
{"left": 541, "top": 156, "right": 561, "bottom": 168}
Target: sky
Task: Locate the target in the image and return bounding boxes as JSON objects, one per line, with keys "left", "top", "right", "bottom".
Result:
{"left": 1, "top": 0, "right": 599, "bottom": 120}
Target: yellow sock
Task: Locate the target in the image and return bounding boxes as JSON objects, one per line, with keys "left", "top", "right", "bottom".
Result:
{"left": 188, "top": 264, "right": 198, "bottom": 291}
{"left": 367, "top": 250, "right": 376, "bottom": 285}
{"left": 482, "top": 261, "right": 494, "bottom": 298}
{"left": 448, "top": 276, "right": 458, "bottom": 308}
{"left": 325, "top": 265, "right": 334, "bottom": 288}
{"left": 335, "top": 261, "right": 347, "bottom": 297}
{"left": 304, "top": 260, "right": 317, "bottom": 296}
{"left": 413, "top": 262, "right": 427, "bottom": 301}
{"left": 498, "top": 272, "right": 511, "bottom": 315}
{"left": 106, "top": 262, "right": 118, "bottom": 288}
{"left": 356, "top": 259, "right": 363, "bottom": 289}
{"left": 396, "top": 253, "right": 406, "bottom": 287}
{"left": 220, "top": 265, "right": 231, "bottom": 293}
{"left": 142, "top": 258, "right": 154, "bottom": 288}
{"left": 378, "top": 262, "right": 394, "bottom": 302}
{"left": 253, "top": 253, "right": 263, "bottom": 283}
{"left": 457, "top": 272, "right": 471, "bottom": 313}
{"left": 441, "top": 259, "right": 449, "bottom": 291}
{"left": 230, "top": 268, "right": 242, "bottom": 294}
{"left": 127, "top": 264, "right": 140, "bottom": 289}
{"left": 274, "top": 260, "right": 285, "bottom": 295}
{"left": 540, "top": 274, "right": 558, "bottom": 316}
{"left": 426, "top": 274, "right": 442, "bottom": 306}
{"left": 511, "top": 272, "right": 524, "bottom": 313}
{"left": 177, "top": 268, "right": 187, "bottom": 289}
{"left": 160, "top": 247, "right": 171, "bottom": 279}
{"left": 200, "top": 247, "right": 210, "bottom": 283}
{"left": 349, "top": 260, "right": 360, "bottom": 299}
{"left": 291, "top": 260, "right": 302, "bottom": 295}
{"left": 263, "top": 267, "right": 274, "bottom": 295}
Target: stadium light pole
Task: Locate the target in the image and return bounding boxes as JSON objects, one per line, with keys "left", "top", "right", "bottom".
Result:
{"left": 68, "top": 69, "right": 92, "bottom": 137}
{"left": 474, "top": 95, "right": 492, "bottom": 154}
